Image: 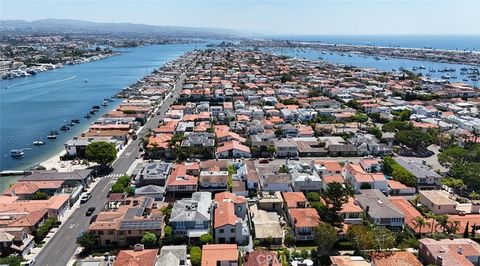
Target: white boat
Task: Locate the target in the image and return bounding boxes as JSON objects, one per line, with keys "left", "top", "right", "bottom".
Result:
{"left": 33, "top": 141, "right": 45, "bottom": 145}
{"left": 84, "top": 79, "right": 88, "bottom": 83}
{"left": 10, "top": 149, "right": 24, "bottom": 157}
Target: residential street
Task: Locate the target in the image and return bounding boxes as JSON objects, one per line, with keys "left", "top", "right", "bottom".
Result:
{"left": 35, "top": 69, "right": 190, "bottom": 266}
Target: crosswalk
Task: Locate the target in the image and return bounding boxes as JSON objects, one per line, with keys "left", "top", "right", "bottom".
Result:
{"left": 103, "top": 173, "right": 125, "bottom": 180}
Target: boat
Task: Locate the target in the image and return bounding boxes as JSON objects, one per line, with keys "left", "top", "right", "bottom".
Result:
{"left": 71, "top": 119, "right": 80, "bottom": 124}
{"left": 84, "top": 114, "right": 92, "bottom": 119}
{"left": 33, "top": 140, "right": 45, "bottom": 145}
{"left": 374, "top": 56, "right": 381, "bottom": 60}
{"left": 47, "top": 133, "right": 57, "bottom": 139}
{"left": 68, "top": 121, "right": 75, "bottom": 126}
{"left": 441, "top": 75, "right": 451, "bottom": 79}
{"left": 10, "top": 149, "right": 24, "bottom": 157}
{"left": 60, "top": 125, "right": 70, "bottom": 131}
{"left": 84, "top": 79, "right": 88, "bottom": 83}
{"left": 419, "top": 65, "right": 426, "bottom": 70}
{"left": 92, "top": 105, "right": 100, "bottom": 110}
{"left": 101, "top": 101, "right": 108, "bottom": 106}
{"left": 51, "top": 130, "right": 59, "bottom": 135}
{"left": 463, "top": 78, "right": 469, "bottom": 82}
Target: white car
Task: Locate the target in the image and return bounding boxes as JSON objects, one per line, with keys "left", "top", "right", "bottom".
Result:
{"left": 80, "top": 193, "right": 92, "bottom": 204}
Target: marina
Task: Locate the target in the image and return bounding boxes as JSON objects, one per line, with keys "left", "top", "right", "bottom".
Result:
{"left": 0, "top": 43, "right": 204, "bottom": 186}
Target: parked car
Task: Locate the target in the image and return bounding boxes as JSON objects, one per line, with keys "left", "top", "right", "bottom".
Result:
{"left": 80, "top": 193, "right": 92, "bottom": 204}
{"left": 86, "top": 207, "right": 96, "bottom": 216}
{"left": 259, "top": 159, "right": 269, "bottom": 164}
{"left": 20, "top": 259, "right": 35, "bottom": 266}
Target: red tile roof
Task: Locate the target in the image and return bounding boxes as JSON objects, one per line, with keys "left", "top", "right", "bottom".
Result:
{"left": 201, "top": 244, "right": 238, "bottom": 266}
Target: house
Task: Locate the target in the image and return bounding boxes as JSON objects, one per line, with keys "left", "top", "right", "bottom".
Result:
{"left": 245, "top": 160, "right": 260, "bottom": 190}
{"left": 390, "top": 196, "right": 438, "bottom": 235}
{"left": 134, "top": 185, "right": 165, "bottom": 201}
{"left": 181, "top": 132, "right": 215, "bottom": 158}
{"left": 88, "top": 197, "right": 165, "bottom": 247}
{"left": 330, "top": 255, "right": 370, "bottom": 266}
{"left": 0, "top": 227, "right": 35, "bottom": 258}
{"left": 388, "top": 180, "right": 416, "bottom": 196}
{"left": 157, "top": 245, "right": 187, "bottom": 266}
{"left": 355, "top": 189, "right": 405, "bottom": 230}
{"left": 288, "top": 161, "right": 322, "bottom": 192}
{"left": 3, "top": 181, "right": 63, "bottom": 200}
{"left": 113, "top": 246, "right": 158, "bottom": 266}
{"left": 349, "top": 134, "right": 392, "bottom": 156}
{"left": 418, "top": 190, "right": 458, "bottom": 215}
{"left": 170, "top": 192, "right": 212, "bottom": 239}
{"left": 282, "top": 192, "right": 308, "bottom": 209}
{"left": 288, "top": 208, "right": 321, "bottom": 241}
{"left": 418, "top": 238, "right": 480, "bottom": 266}
{"left": 201, "top": 244, "right": 238, "bottom": 266}
{"left": 280, "top": 124, "right": 298, "bottom": 137}
{"left": 359, "top": 159, "right": 382, "bottom": 173}
{"left": 370, "top": 251, "right": 422, "bottom": 266}
{"left": 249, "top": 204, "right": 283, "bottom": 245}
{"left": 257, "top": 191, "right": 284, "bottom": 213}
{"left": 338, "top": 197, "right": 363, "bottom": 225}
{"left": 137, "top": 162, "right": 172, "bottom": 187}
{"left": 343, "top": 163, "right": 388, "bottom": 193}
{"left": 217, "top": 140, "right": 251, "bottom": 159}
{"left": 273, "top": 139, "right": 298, "bottom": 158}
{"left": 322, "top": 175, "right": 346, "bottom": 191}
{"left": 213, "top": 200, "right": 250, "bottom": 245}
{"left": 199, "top": 170, "right": 229, "bottom": 191}
{"left": 312, "top": 160, "right": 343, "bottom": 176}
{"left": 244, "top": 250, "right": 282, "bottom": 266}
{"left": 260, "top": 173, "right": 292, "bottom": 192}
{"left": 166, "top": 162, "right": 199, "bottom": 195}
{"left": 20, "top": 169, "right": 93, "bottom": 188}
{"left": 394, "top": 157, "right": 442, "bottom": 190}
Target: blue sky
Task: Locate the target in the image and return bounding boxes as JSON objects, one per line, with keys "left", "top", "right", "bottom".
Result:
{"left": 1, "top": 0, "right": 479, "bottom": 35}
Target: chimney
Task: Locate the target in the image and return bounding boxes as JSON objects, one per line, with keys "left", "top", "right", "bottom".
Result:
{"left": 458, "top": 247, "right": 464, "bottom": 255}
{"left": 436, "top": 256, "right": 443, "bottom": 265}
{"left": 366, "top": 206, "right": 370, "bottom": 213}
{"left": 133, "top": 244, "right": 144, "bottom": 251}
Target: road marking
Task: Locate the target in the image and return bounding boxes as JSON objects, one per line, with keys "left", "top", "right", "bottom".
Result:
{"left": 68, "top": 223, "right": 75, "bottom": 229}
{"left": 55, "top": 249, "right": 60, "bottom": 254}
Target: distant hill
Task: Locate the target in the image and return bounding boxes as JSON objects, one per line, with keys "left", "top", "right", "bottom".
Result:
{"left": 0, "top": 19, "right": 238, "bottom": 38}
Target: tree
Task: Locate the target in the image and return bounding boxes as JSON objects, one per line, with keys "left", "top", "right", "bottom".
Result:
{"left": 111, "top": 183, "right": 125, "bottom": 193}
{"left": 284, "top": 227, "right": 295, "bottom": 246}
{"left": 141, "top": 232, "right": 157, "bottom": 248}
{"left": 279, "top": 165, "right": 288, "bottom": 173}
{"left": 314, "top": 223, "right": 338, "bottom": 256}
{"left": 321, "top": 182, "right": 354, "bottom": 226}
{"left": 450, "top": 163, "right": 480, "bottom": 191}
{"left": 449, "top": 220, "right": 461, "bottom": 235}
{"left": 32, "top": 191, "right": 49, "bottom": 200}
{"left": 351, "top": 113, "right": 368, "bottom": 123}
{"left": 267, "top": 145, "right": 276, "bottom": 158}
{"left": 347, "top": 225, "right": 374, "bottom": 253}
{"left": 274, "top": 129, "right": 283, "bottom": 138}
{"left": 161, "top": 206, "right": 172, "bottom": 222}
{"left": 425, "top": 211, "right": 438, "bottom": 234}
{"left": 306, "top": 192, "right": 321, "bottom": 202}
{"left": 413, "top": 216, "right": 429, "bottom": 236}
{"left": 199, "top": 233, "right": 213, "bottom": 245}
{"left": 0, "top": 256, "right": 23, "bottom": 266}
{"left": 473, "top": 223, "right": 477, "bottom": 239}
{"left": 382, "top": 121, "right": 413, "bottom": 132}
{"left": 394, "top": 129, "right": 433, "bottom": 151}
{"left": 85, "top": 141, "right": 117, "bottom": 166}
{"left": 77, "top": 231, "right": 96, "bottom": 251}
{"left": 435, "top": 214, "right": 449, "bottom": 233}
{"left": 368, "top": 127, "right": 383, "bottom": 139}
{"left": 399, "top": 109, "right": 412, "bottom": 121}
{"left": 470, "top": 192, "right": 480, "bottom": 200}
{"left": 438, "top": 146, "right": 472, "bottom": 167}
{"left": 190, "top": 246, "right": 202, "bottom": 266}
{"left": 164, "top": 225, "right": 172, "bottom": 236}
{"left": 372, "top": 227, "right": 396, "bottom": 251}
{"left": 464, "top": 221, "right": 470, "bottom": 238}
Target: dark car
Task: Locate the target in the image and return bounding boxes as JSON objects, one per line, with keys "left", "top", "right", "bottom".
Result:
{"left": 259, "top": 159, "right": 269, "bottom": 164}
{"left": 86, "top": 207, "right": 96, "bottom": 216}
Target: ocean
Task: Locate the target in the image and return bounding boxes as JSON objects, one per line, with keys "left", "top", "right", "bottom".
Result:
{"left": 268, "top": 35, "right": 480, "bottom": 51}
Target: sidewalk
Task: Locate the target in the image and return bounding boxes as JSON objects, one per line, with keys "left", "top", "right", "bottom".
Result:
{"left": 24, "top": 177, "right": 103, "bottom": 261}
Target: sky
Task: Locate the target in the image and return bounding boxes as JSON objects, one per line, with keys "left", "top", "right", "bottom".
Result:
{"left": 1, "top": 0, "right": 479, "bottom": 35}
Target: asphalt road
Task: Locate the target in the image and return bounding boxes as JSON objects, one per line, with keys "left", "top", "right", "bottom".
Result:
{"left": 35, "top": 61, "right": 193, "bottom": 266}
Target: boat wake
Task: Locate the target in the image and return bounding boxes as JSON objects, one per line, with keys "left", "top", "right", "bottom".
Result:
{"left": 4, "top": 75, "right": 78, "bottom": 89}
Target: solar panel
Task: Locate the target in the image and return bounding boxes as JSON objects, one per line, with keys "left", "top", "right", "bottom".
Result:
{"left": 119, "top": 219, "right": 162, "bottom": 230}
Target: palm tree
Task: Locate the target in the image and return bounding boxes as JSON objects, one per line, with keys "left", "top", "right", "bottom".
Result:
{"left": 413, "top": 216, "right": 429, "bottom": 236}
{"left": 449, "top": 220, "right": 461, "bottom": 235}
{"left": 425, "top": 211, "right": 437, "bottom": 234}
{"left": 435, "top": 214, "right": 449, "bottom": 234}
{"left": 470, "top": 191, "right": 480, "bottom": 200}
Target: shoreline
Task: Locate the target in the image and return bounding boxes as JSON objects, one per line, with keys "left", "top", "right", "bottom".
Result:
{"left": 0, "top": 52, "right": 120, "bottom": 81}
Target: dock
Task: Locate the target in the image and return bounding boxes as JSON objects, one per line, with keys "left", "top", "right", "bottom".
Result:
{"left": 0, "top": 170, "right": 25, "bottom": 176}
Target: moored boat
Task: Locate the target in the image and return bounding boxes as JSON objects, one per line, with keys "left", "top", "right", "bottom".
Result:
{"left": 10, "top": 149, "right": 24, "bottom": 157}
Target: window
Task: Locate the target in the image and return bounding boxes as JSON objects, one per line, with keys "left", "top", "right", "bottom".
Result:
{"left": 231, "top": 228, "right": 236, "bottom": 233}
{"left": 196, "top": 220, "right": 203, "bottom": 227}
{"left": 219, "top": 229, "right": 224, "bottom": 233}
{"left": 98, "top": 231, "right": 104, "bottom": 235}
{"left": 108, "top": 230, "right": 114, "bottom": 235}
